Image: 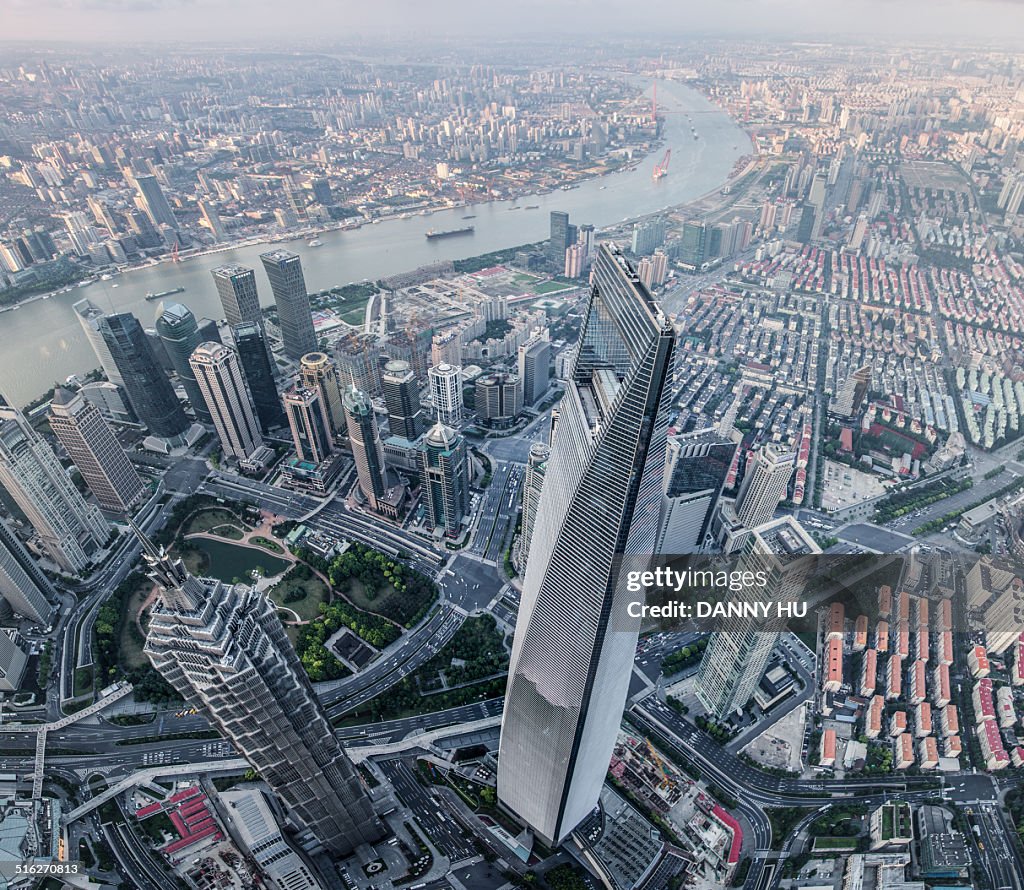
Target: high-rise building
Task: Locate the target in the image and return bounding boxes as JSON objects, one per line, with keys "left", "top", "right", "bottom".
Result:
{"left": 564, "top": 243, "right": 586, "bottom": 279}
{"left": 429, "top": 363, "right": 463, "bottom": 426}
{"left": 734, "top": 445, "right": 796, "bottom": 529}
{"left": 284, "top": 385, "right": 333, "bottom": 465}
{"left": 141, "top": 533, "right": 384, "bottom": 856}
{"left": 73, "top": 298, "right": 125, "bottom": 388}
{"left": 475, "top": 373, "right": 523, "bottom": 428}
{"left": 232, "top": 323, "right": 286, "bottom": 432}
{"left": 48, "top": 388, "right": 144, "bottom": 514}
{"left": 518, "top": 335, "right": 552, "bottom": 408}
{"left": 198, "top": 200, "right": 228, "bottom": 242}
{"left": 0, "top": 629, "right": 29, "bottom": 692}
{"left": 0, "top": 520, "right": 56, "bottom": 625}
{"left": 548, "top": 211, "right": 571, "bottom": 267}
{"left": 133, "top": 174, "right": 177, "bottom": 230}
{"left": 190, "top": 343, "right": 264, "bottom": 462}
{"left": 831, "top": 365, "right": 872, "bottom": 419}
{"left": 517, "top": 443, "right": 549, "bottom": 567}
{"left": 100, "top": 313, "right": 189, "bottom": 439}
{"left": 299, "top": 352, "right": 346, "bottom": 437}
{"left": 631, "top": 217, "right": 666, "bottom": 257}
{"left": 260, "top": 250, "right": 318, "bottom": 360}
{"left": 311, "top": 177, "right": 332, "bottom": 206}
{"left": 497, "top": 243, "right": 675, "bottom": 846}
{"left": 335, "top": 334, "right": 381, "bottom": 398}
{"left": 850, "top": 214, "right": 869, "bottom": 251}
{"left": 656, "top": 431, "right": 737, "bottom": 553}
{"left": 382, "top": 360, "right": 423, "bottom": 441}
{"left": 418, "top": 423, "right": 470, "bottom": 537}
{"left": 0, "top": 399, "right": 109, "bottom": 573}
{"left": 695, "top": 517, "right": 820, "bottom": 718}
{"left": 679, "top": 221, "right": 708, "bottom": 268}
{"left": 155, "top": 303, "right": 212, "bottom": 423}
{"left": 213, "top": 265, "right": 263, "bottom": 329}
{"left": 343, "top": 387, "right": 388, "bottom": 511}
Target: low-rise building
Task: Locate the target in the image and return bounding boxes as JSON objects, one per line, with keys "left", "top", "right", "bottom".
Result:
{"left": 868, "top": 802, "right": 913, "bottom": 850}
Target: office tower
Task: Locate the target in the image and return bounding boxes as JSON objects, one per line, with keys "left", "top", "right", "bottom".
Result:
{"left": 335, "top": 334, "right": 381, "bottom": 398}
{"left": 429, "top": 363, "right": 463, "bottom": 426}
{"left": 549, "top": 211, "right": 571, "bottom": 267}
{"left": 126, "top": 209, "right": 162, "bottom": 249}
{"left": 232, "top": 323, "right": 285, "bottom": 432}
{"left": 213, "top": 265, "right": 263, "bottom": 328}
{"left": 343, "top": 387, "right": 388, "bottom": 511}
{"left": 133, "top": 174, "right": 177, "bottom": 230}
{"left": 73, "top": 298, "right": 125, "bottom": 388}
{"left": 189, "top": 343, "right": 264, "bottom": 462}
{"left": 679, "top": 221, "right": 708, "bottom": 268}
{"left": 517, "top": 443, "right": 549, "bottom": 567}
{"left": 695, "top": 517, "right": 820, "bottom": 718}
{"left": 48, "top": 388, "right": 145, "bottom": 514}
{"left": 518, "top": 335, "right": 552, "bottom": 408}
{"left": 656, "top": 431, "right": 737, "bottom": 553}
{"left": 79, "top": 382, "right": 133, "bottom": 425}
{"left": 311, "top": 177, "right": 332, "bottom": 206}
{"left": 299, "top": 352, "right": 346, "bottom": 437}
{"left": 155, "top": 303, "right": 212, "bottom": 423}
{"left": 382, "top": 360, "right": 423, "bottom": 441}
{"left": 141, "top": 534, "right": 384, "bottom": 856}
{"left": 475, "top": 373, "right": 523, "bottom": 428}
{"left": 418, "top": 423, "right": 470, "bottom": 537}
{"left": 284, "top": 385, "right": 333, "bottom": 465}
{"left": 0, "top": 400, "right": 109, "bottom": 573}
{"left": 497, "top": 243, "right": 675, "bottom": 846}
{"left": 260, "top": 250, "right": 318, "bottom": 360}
{"left": 198, "top": 200, "right": 228, "bottom": 242}
{"left": 831, "top": 365, "right": 872, "bottom": 418}
{"left": 734, "top": 444, "right": 796, "bottom": 529}
{"left": 0, "top": 629, "right": 29, "bottom": 692}
{"left": 100, "top": 313, "right": 190, "bottom": 439}
{"left": 578, "top": 223, "right": 595, "bottom": 266}
{"left": 0, "top": 520, "right": 56, "bottom": 625}
{"left": 631, "top": 218, "right": 666, "bottom": 257}
{"left": 564, "top": 243, "right": 585, "bottom": 279}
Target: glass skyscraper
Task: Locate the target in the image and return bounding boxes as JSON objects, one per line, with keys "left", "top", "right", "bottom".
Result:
{"left": 260, "top": 250, "right": 318, "bottom": 360}
{"left": 497, "top": 244, "right": 675, "bottom": 845}
{"left": 100, "top": 313, "right": 189, "bottom": 439}
{"left": 232, "top": 322, "right": 286, "bottom": 432}
{"left": 154, "top": 302, "right": 211, "bottom": 423}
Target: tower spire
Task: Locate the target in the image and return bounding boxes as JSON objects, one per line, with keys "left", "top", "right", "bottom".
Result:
{"left": 128, "top": 517, "right": 202, "bottom": 611}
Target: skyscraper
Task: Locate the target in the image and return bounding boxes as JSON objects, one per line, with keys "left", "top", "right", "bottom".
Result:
{"left": 831, "top": 365, "right": 872, "bottom": 418}
{"left": 381, "top": 360, "right": 423, "bottom": 441}
{"left": 0, "top": 520, "right": 56, "bottom": 625}
{"left": 428, "top": 363, "right": 463, "bottom": 426}
{"left": 343, "top": 387, "right": 388, "bottom": 511}
{"left": 679, "top": 220, "right": 708, "bottom": 268}
{"left": 232, "top": 323, "right": 286, "bottom": 432}
{"left": 518, "top": 335, "right": 552, "bottom": 407}
{"left": 695, "top": 517, "right": 820, "bottom": 718}
{"left": 213, "top": 265, "right": 263, "bottom": 328}
{"left": 0, "top": 400, "right": 109, "bottom": 573}
{"left": 155, "top": 303, "right": 212, "bottom": 423}
{"left": 548, "top": 211, "right": 571, "bottom": 268}
{"left": 189, "top": 343, "right": 264, "bottom": 462}
{"left": 299, "top": 352, "right": 345, "bottom": 437}
{"left": 260, "top": 250, "right": 318, "bottom": 360}
{"left": 73, "top": 298, "right": 124, "bottom": 388}
{"left": 100, "top": 313, "right": 190, "bottom": 439}
{"left": 475, "top": 373, "right": 523, "bottom": 429}
{"left": 656, "top": 431, "right": 737, "bottom": 554}
{"left": 418, "top": 423, "right": 470, "bottom": 537}
{"left": 734, "top": 444, "right": 796, "bottom": 529}
{"left": 497, "top": 243, "right": 675, "bottom": 846}
{"left": 133, "top": 174, "right": 177, "bottom": 230}
{"left": 141, "top": 533, "right": 384, "bottom": 856}
{"left": 283, "top": 385, "right": 333, "bottom": 465}
{"left": 198, "top": 200, "right": 228, "bottom": 242}
{"left": 48, "top": 388, "right": 145, "bottom": 514}
{"left": 517, "top": 443, "right": 549, "bottom": 568}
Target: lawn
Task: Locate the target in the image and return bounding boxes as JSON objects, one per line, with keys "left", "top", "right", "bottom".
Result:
{"left": 534, "top": 280, "right": 574, "bottom": 295}
{"left": 183, "top": 508, "right": 248, "bottom": 536}
{"left": 270, "top": 564, "right": 331, "bottom": 622}
{"left": 251, "top": 536, "right": 284, "bottom": 554}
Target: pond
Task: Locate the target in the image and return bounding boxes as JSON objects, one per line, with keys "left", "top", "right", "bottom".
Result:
{"left": 193, "top": 538, "right": 290, "bottom": 585}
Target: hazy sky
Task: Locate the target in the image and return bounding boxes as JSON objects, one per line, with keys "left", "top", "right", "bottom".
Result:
{"left": 2, "top": 0, "right": 1024, "bottom": 46}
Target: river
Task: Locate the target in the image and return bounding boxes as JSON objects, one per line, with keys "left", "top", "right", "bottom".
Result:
{"left": 0, "top": 78, "right": 750, "bottom": 406}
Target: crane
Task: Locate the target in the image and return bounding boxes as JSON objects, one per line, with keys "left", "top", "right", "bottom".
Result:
{"left": 644, "top": 737, "right": 676, "bottom": 792}
{"left": 652, "top": 149, "right": 671, "bottom": 181}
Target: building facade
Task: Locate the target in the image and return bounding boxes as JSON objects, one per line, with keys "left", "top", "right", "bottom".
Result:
{"left": 428, "top": 363, "right": 463, "bottom": 426}
{"left": 260, "top": 250, "right": 318, "bottom": 360}
{"left": 497, "top": 243, "right": 676, "bottom": 846}
{"left": 0, "top": 520, "right": 56, "bottom": 625}
{"left": 155, "top": 302, "right": 211, "bottom": 422}
{"left": 232, "top": 322, "right": 286, "bottom": 432}
{"left": 190, "top": 343, "right": 264, "bottom": 462}
{"left": 299, "top": 352, "right": 346, "bottom": 437}
{"left": 48, "top": 388, "right": 145, "bottom": 513}
{"left": 284, "top": 385, "right": 333, "bottom": 465}
{"left": 418, "top": 423, "right": 470, "bottom": 537}
{"left": 213, "top": 265, "right": 263, "bottom": 328}
{"left": 343, "top": 387, "right": 388, "bottom": 511}
{"left": 382, "top": 360, "right": 423, "bottom": 441}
